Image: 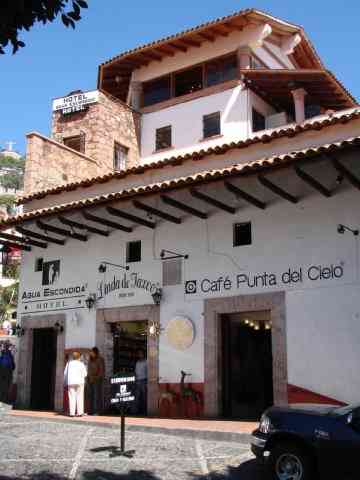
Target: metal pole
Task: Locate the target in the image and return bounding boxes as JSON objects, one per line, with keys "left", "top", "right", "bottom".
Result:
{"left": 120, "top": 412, "right": 125, "bottom": 452}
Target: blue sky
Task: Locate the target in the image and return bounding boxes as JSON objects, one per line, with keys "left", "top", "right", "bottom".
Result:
{"left": 0, "top": 0, "right": 359, "bottom": 155}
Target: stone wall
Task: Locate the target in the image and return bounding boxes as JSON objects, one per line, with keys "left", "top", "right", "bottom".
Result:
{"left": 23, "top": 90, "right": 141, "bottom": 196}
{"left": 52, "top": 90, "right": 141, "bottom": 172}
{"left": 24, "top": 133, "right": 104, "bottom": 195}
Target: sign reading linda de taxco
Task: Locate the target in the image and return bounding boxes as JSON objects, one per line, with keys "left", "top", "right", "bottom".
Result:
{"left": 52, "top": 90, "right": 99, "bottom": 115}
{"left": 110, "top": 375, "right": 136, "bottom": 407}
{"left": 21, "top": 259, "right": 88, "bottom": 315}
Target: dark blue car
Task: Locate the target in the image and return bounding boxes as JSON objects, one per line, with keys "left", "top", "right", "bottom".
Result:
{"left": 251, "top": 403, "right": 360, "bottom": 480}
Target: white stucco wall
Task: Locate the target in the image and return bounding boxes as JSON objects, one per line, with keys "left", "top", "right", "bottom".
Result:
{"left": 17, "top": 170, "right": 360, "bottom": 402}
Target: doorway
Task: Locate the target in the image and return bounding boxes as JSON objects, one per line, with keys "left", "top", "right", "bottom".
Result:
{"left": 30, "top": 328, "right": 58, "bottom": 410}
{"left": 221, "top": 310, "right": 273, "bottom": 420}
{"left": 112, "top": 320, "right": 148, "bottom": 415}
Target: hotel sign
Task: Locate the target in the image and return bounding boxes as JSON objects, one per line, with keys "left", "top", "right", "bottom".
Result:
{"left": 52, "top": 90, "right": 99, "bottom": 115}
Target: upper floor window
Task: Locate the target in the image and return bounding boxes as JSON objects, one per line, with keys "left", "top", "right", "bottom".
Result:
{"left": 203, "top": 112, "right": 221, "bottom": 139}
{"left": 63, "top": 134, "right": 85, "bottom": 153}
{"left": 143, "top": 75, "right": 171, "bottom": 107}
{"left": 142, "top": 52, "right": 238, "bottom": 107}
{"left": 126, "top": 240, "right": 141, "bottom": 263}
{"left": 174, "top": 66, "right": 203, "bottom": 97}
{"left": 252, "top": 109, "right": 266, "bottom": 133}
{"left": 205, "top": 54, "right": 237, "bottom": 87}
{"left": 114, "top": 142, "right": 128, "bottom": 171}
{"left": 233, "top": 222, "right": 252, "bottom": 247}
{"left": 155, "top": 126, "right": 172, "bottom": 151}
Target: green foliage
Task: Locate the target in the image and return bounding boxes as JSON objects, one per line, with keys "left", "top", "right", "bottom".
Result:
{"left": 0, "top": 155, "right": 25, "bottom": 193}
{"left": 0, "top": 281, "right": 18, "bottom": 321}
{"left": 0, "top": 195, "right": 17, "bottom": 214}
{"left": 0, "top": 0, "right": 88, "bottom": 54}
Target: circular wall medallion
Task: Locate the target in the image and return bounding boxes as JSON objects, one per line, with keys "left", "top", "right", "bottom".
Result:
{"left": 165, "top": 316, "right": 195, "bottom": 350}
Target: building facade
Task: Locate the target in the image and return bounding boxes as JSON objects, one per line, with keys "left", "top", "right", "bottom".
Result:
{"left": 1, "top": 9, "right": 360, "bottom": 417}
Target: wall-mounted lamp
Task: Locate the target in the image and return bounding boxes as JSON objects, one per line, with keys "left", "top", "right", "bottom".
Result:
{"left": 337, "top": 224, "right": 359, "bottom": 236}
{"left": 85, "top": 293, "right": 97, "bottom": 310}
{"left": 148, "top": 320, "right": 162, "bottom": 338}
{"left": 151, "top": 288, "right": 163, "bottom": 305}
{"left": 54, "top": 321, "right": 64, "bottom": 334}
{"left": 98, "top": 261, "right": 129, "bottom": 273}
{"left": 160, "top": 249, "right": 189, "bottom": 260}
{"left": 14, "top": 324, "right": 25, "bottom": 337}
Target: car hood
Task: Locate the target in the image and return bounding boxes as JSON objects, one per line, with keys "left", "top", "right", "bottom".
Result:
{"left": 268, "top": 403, "right": 338, "bottom": 416}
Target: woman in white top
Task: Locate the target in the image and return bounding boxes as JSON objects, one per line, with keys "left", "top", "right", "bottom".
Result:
{"left": 64, "top": 352, "right": 87, "bottom": 417}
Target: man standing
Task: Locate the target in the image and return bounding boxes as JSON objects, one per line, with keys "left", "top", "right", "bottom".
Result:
{"left": 87, "top": 347, "right": 105, "bottom": 415}
{"left": 64, "top": 352, "right": 87, "bottom": 417}
{"left": 135, "top": 349, "right": 147, "bottom": 415}
{"left": 0, "top": 343, "right": 15, "bottom": 403}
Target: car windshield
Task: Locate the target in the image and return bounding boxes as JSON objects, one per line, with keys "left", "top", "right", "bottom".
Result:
{"left": 332, "top": 404, "right": 360, "bottom": 416}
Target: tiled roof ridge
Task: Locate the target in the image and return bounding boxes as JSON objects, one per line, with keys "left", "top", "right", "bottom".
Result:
{"left": 18, "top": 108, "right": 360, "bottom": 205}
{"left": 99, "top": 8, "right": 322, "bottom": 69}
{"left": 5, "top": 135, "right": 360, "bottom": 228}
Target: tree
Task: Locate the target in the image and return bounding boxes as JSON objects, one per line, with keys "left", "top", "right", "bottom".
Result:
{"left": 0, "top": 0, "right": 88, "bottom": 54}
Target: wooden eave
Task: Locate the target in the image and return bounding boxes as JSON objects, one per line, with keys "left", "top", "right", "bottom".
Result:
{"left": 98, "top": 8, "right": 326, "bottom": 102}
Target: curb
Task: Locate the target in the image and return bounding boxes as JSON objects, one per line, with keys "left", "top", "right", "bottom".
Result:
{"left": 5, "top": 413, "right": 252, "bottom": 444}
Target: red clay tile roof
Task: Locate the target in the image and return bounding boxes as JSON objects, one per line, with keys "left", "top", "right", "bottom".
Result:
{"left": 5, "top": 136, "right": 360, "bottom": 229}
{"left": 18, "top": 108, "right": 360, "bottom": 205}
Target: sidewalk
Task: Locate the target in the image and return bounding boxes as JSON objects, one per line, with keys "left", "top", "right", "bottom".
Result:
{"left": 9, "top": 409, "right": 257, "bottom": 443}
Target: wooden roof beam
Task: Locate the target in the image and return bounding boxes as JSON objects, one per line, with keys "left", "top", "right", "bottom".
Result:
{"left": 133, "top": 200, "right": 181, "bottom": 224}
{"left": 0, "top": 231, "right": 47, "bottom": 249}
{"left": 36, "top": 220, "right": 88, "bottom": 241}
{"left": 197, "top": 32, "right": 215, "bottom": 42}
{"left": 331, "top": 157, "right": 360, "bottom": 190}
{"left": 155, "top": 46, "right": 175, "bottom": 57}
{"left": 224, "top": 182, "right": 266, "bottom": 209}
{"left": 59, "top": 216, "right": 109, "bottom": 237}
{"left": 168, "top": 42, "right": 187, "bottom": 53}
{"left": 0, "top": 240, "right": 31, "bottom": 252}
{"left": 15, "top": 226, "right": 65, "bottom": 245}
{"left": 210, "top": 26, "right": 229, "bottom": 37}
{"left": 161, "top": 195, "right": 208, "bottom": 219}
{"left": 82, "top": 211, "right": 132, "bottom": 233}
{"left": 190, "top": 188, "right": 236, "bottom": 214}
{"left": 106, "top": 206, "right": 155, "bottom": 229}
{"left": 294, "top": 167, "right": 332, "bottom": 197}
{"left": 177, "top": 38, "right": 201, "bottom": 48}
{"left": 258, "top": 175, "right": 298, "bottom": 204}
{"left": 138, "top": 51, "right": 163, "bottom": 63}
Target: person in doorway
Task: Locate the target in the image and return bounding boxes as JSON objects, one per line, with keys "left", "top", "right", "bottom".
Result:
{"left": 135, "top": 349, "right": 147, "bottom": 415}
{"left": 87, "top": 347, "right": 105, "bottom": 415}
{"left": 64, "top": 351, "right": 87, "bottom": 417}
{"left": 0, "top": 342, "right": 15, "bottom": 403}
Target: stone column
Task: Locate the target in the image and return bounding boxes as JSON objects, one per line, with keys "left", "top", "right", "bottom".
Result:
{"left": 237, "top": 46, "right": 252, "bottom": 70}
{"left": 130, "top": 81, "right": 143, "bottom": 110}
{"left": 291, "top": 88, "right": 307, "bottom": 124}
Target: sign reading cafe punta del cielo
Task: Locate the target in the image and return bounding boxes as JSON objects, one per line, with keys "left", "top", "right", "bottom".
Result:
{"left": 5, "top": 8, "right": 360, "bottom": 418}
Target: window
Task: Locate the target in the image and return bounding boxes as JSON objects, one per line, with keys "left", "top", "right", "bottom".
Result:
{"left": 252, "top": 109, "right": 266, "bottom": 133}
{"left": 233, "top": 222, "right": 252, "bottom": 247}
{"left": 203, "top": 112, "right": 221, "bottom": 138}
{"left": 174, "top": 66, "right": 203, "bottom": 97}
{"left": 35, "top": 258, "right": 43, "bottom": 272}
{"left": 143, "top": 75, "right": 171, "bottom": 107}
{"left": 163, "top": 258, "right": 182, "bottom": 286}
{"left": 155, "top": 126, "right": 172, "bottom": 151}
{"left": 114, "top": 142, "right": 128, "bottom": 171}
{"left": 205, "top": 54, "right": 237, "bottom": 87}
{"left": 126, "top": 240, "right": 141, "bottom": 263}
{"left": 63, "top": 134, "right": 85, "bottom": 153}
{"left": 250, "top": 55, "right": 266, "bottom": 69}
{"left": 305, "top": 104, "right": 321, "bottom": 120}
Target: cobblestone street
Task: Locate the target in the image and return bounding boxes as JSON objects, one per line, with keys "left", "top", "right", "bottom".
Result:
{"left": 0, "top": 415, "right": 265, "bottom": 480}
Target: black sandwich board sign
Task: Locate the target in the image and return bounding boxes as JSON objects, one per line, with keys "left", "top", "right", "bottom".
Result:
{"left": 110, "top": 374, "right": 136, "bottom": 406}
{"left": 109, "top": 374, "right": 136, "bottom": 457}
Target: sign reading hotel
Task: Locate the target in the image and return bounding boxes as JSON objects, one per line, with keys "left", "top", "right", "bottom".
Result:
{"left": 52, "top": 90, "right": 99, "bottom": 115}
